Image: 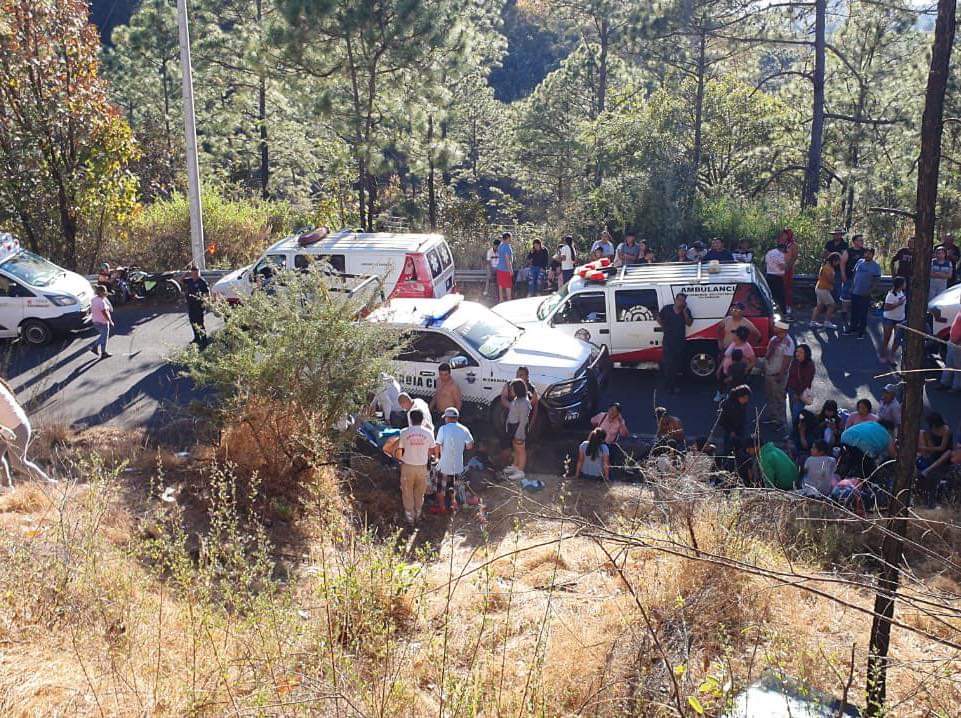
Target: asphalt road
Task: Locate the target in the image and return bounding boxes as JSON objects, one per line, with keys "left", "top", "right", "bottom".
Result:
{"left": 3, "top": 302, "right": 959, "bottom": 447}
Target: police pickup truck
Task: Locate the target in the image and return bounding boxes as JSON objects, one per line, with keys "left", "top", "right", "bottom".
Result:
{"left": 367, "top": 294, "right": 608, "bottom": 429}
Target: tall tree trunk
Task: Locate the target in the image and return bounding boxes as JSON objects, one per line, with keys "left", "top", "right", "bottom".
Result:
{"left": 593, "top": 19, "right": 609, "bottom": 188}
{"left": 802, "top": 0, "right": 826, "bottom": 209}
{"left": 161, "top": 58, "right": 172, "bottom": 153}
{"left": 256, "top": 0, "right": 268, "bottom": 199}
{"left": 357, "top": 156, "right": 367, "bottom": 230}
{"left": 865, "top": 0, "right": 956, "bottom": 714}
{"left": 690, "top": 27, "right": 707, "bottom": 210}
{"left": 259, "top": 75, "right": 269, "bottom": 199}
{"left": 427, "top": 114, "right": 437, "bottom": 230}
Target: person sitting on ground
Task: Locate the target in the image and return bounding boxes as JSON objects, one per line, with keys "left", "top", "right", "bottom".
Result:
{"left": 717, "top": 385, "right": 752, "bottom": 455}
{"left": 430, "top": 363, "right": 462, "bottom": 416}
{"left": 399, "top": 392, "right": 433, "bottom": 431}
{"left": 0, "top": 378, "right": 50, "bottom": 486}
{"left": 818, "top": 399, "right": 843, "bottom": 448}
{"left": 758, "top": 441, "right": 800, "bottom": 490}
{"left": 845, "top": 398, "right": 878, "bottom": 430}
{"left": 655, "top": 407, "right": 685, "bottom": 446}
{"left": 432, "top": 407, "right": 474, "bottom": 514}
{"left": 576, "top": 427, "right": 610, "bottom": 481}
{"left": 801, "top": 440, "right": 837, "bottom": 498}
{"left": 918, "top": 411, "right": 953, "bottom": 508}
{"left": 794, "top": 408, "right": 819, "bottom": 463}
{"left": 877, "top": 384, "right": 902, "bottom": 431}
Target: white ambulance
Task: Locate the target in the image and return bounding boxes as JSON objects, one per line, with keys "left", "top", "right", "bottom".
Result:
{"left": 368, "top": 294, "right": 609, "bottom": 428}
{"left": 493, "top": 261, "right": 778, "bottom": 378}
{"left": 0, "top": 233, "right": 94, "bottom": 345}
{"left": 212, "top": 228, "right": 456, "bottom": 303}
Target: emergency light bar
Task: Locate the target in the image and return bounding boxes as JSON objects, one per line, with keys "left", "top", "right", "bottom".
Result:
{"left": 423, "top": 293, "right": 463, "bottom": 326}
{"left": 0, "top": 234, "right": 20, "bottom": 263}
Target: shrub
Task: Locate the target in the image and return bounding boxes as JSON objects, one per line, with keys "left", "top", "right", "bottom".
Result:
{"left": 180, "top": 268, "right": 402, "bottom": 469}
{"left": 105, "top": 189, "right": 333, "bottom": 270}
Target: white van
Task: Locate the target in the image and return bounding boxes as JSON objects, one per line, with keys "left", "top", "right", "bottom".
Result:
{"left": 493, "top": 261, "right": 778, "bottom": 378}
{"left": 0, "top": 234, "right": 94, "bottom": 345}
{"left": 212, "top": 229, "right": 456, "bottom": 303}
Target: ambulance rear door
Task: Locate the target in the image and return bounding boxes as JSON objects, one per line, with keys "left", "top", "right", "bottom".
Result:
{"left": 609, "top": 286, "right": 662, "bottom": 361}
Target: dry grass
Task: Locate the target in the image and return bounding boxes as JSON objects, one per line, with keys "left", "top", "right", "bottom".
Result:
{"left": 0, "top": 433, "right": 959, "bottom": 716}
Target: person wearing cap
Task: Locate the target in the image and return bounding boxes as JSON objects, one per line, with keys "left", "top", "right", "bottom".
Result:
{"left": 184, "top": 264, "right": 210, "bottom": 347}
{"left": 432, "top": 407, "right": 474, "bottom": 513}
{"left": 704, "top": 238, "right": 734, "bottom": 263}
{"left": 764, "top": 236, "right": 788, "bottom": 310}
{"left": 686, "top": 241, "right": 707, "bottom": 262}
{"left": 877, "top": 384, "right": 902, "bottom": 430}
{"left": 761, "top": 320, "right": 795, "bottom": 429}
{"left": 718, "top": 302, "right": 761, "bottom": 351}
{"left": 675, "top": 244, "right": 690, "bottom": 262}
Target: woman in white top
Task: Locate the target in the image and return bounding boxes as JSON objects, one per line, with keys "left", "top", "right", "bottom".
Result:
{"left": 554, "top": 235, "right": 577, "bottom": 284}
{"left": 0, "top": 378, "right": 49, "bottom": 486}
{"left": 880, "top": 276, "right": 907, "bottom": 364}
{"left": 484, "top": 239, "right": 500, "bottom": 297}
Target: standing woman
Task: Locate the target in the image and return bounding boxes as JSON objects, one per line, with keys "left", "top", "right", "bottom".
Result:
{"left": 504, "top": 379, "right": 533, "bottom": 480}
{"left": 555, "top": 236, "right": 577, "bottom": 284}
{"left": 811, "top": 253, "right": 841, "bottom": 328}
{"left": 527, "top": 239, "right": 549, "bottom": 296}
{"left": 89, "top": 284, "right": 115, "bottom": 359}
{"left": 781, "top": 228, "right": 799, "bottom": 318}
{"left": 880, "top": 277, "right": 907, "bottom": 364}
{"left": 786, "top": 344, "right": 815, "bottom": 426}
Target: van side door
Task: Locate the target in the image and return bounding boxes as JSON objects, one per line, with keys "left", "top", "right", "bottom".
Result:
{"left": 549, "top": 290, "right": 610, "bottom": 347}
{"left": 610, "top": 288, "right": 661, "bottom": 361}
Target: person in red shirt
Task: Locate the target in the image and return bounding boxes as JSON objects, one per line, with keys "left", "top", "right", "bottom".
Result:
{"left": 786, "top": 344, "right": 815, "bottom": 425}
{"left": 937, "top": 310, "right": 961, "bottom": 391}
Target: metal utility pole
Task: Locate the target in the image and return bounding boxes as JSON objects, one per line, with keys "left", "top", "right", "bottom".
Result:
{"left": 177, "top": 0, "right": 206, "bottom": 270}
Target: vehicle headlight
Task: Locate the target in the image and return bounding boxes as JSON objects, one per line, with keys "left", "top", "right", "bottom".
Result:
{"left": 46, "top": 294, "right": 77, "bottom": 307}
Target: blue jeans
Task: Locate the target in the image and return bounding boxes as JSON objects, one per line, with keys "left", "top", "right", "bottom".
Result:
{"left": 942, "top": 343, "right": 961, "bottom": 390}
{"left": 528, "top": 266, "right": 543, "bottom": 295}
{"left": 93, "top": 322, "right": 110, "bottom": 353}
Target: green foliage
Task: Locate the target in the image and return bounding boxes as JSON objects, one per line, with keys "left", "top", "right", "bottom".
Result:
{"left": 0, "top": 0, "right": 139, "bottom": 271}
{"left": 113, "top": 189, "right": 326, "bottom": 269}
{"left": 180, "top": 267, "right": 402, "bottom": 457}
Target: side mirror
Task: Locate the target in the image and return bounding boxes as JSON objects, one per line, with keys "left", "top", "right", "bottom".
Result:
{"left": 449, "top": 355, "right": 469, "bottom": 370}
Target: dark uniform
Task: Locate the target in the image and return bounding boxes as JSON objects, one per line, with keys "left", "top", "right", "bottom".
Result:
{"left": 184, "top": 275, "right": 210, "bottom": 346}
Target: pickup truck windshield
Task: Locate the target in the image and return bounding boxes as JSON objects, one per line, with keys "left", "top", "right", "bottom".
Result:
{"left": 453, "top": 312, "right": 522, "bottom": 359}
{"left": 0, "top": 250, "right": 63, "bottom": 288}
{"left": 537, "top": 283, "right": 571, "bottom": 321}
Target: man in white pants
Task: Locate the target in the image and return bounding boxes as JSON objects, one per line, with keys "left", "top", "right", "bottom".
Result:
{"left": 0, "top": 380, "right": 49, "bottom": 486}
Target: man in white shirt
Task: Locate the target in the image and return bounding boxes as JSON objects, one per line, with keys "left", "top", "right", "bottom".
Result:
{"left": 0, "top": 379, "right": 49, "bottom": 486}
{"left": 764, "top": 239, "right": 788, "bottom": 309}
{"left": 370, "top": 373, "right": 404, "bottom": 426}
{"left": 398, "top": 393, "right": 434, "bottom": 431}
{"left": 384, "top": 408, "right": 436, "bottom": 524}
{"left": 432, "top": 407, "right": 474, "bottom": 513}
{"left": 761, "top": 320, "right": 795, "bottom": 428}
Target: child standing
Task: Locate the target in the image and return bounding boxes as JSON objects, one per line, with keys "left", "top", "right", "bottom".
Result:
{"left": 90, "top": 284, "right": 114, "bottom": 359}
